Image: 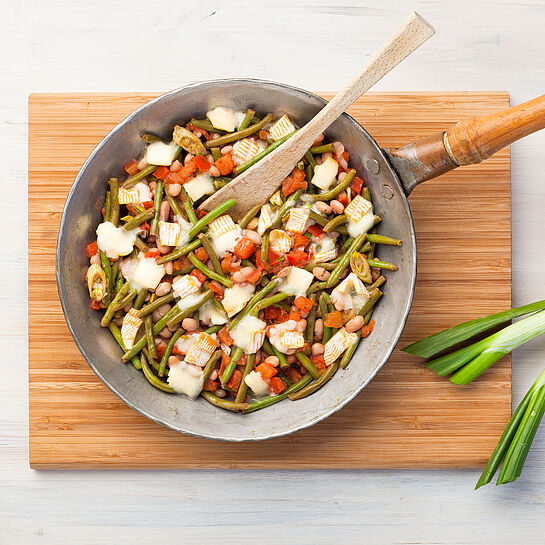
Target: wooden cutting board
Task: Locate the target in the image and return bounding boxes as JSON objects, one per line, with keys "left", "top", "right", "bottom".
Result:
{"left": 28, "top": 91, "right": 511, "bottom": 469}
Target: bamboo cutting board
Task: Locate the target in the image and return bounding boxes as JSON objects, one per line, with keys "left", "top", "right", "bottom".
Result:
{"left": 28, "top": 91, "right": 511, "bottom": 469}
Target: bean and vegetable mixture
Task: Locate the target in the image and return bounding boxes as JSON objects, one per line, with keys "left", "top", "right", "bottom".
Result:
{"left": 85, "top": 106, "right": 401, "bottom": 412}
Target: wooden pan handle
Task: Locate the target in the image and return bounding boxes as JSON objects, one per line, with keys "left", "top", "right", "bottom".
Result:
{"left": 385, "top": 94, "right": 545, "bottom": 194}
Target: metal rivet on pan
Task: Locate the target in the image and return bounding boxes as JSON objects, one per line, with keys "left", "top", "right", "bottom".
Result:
{"left": 366, "top": 158, "right": 380, "bottom": 175}
{"left": 381, "top": 184, "right": 394, "bottom": 200}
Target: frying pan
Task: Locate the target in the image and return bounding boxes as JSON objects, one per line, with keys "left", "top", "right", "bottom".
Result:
{"left": 56, "top": 79, "right": 545, "bottom": 441}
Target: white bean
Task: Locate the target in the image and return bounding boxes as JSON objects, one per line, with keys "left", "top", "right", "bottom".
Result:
{"left": 137, "top": 158, "right": 148, "bottom": 170}
{"left": 182, "top": 318, "right": 198, "bottom": 332}
{"left": 339, "top": 158, "right": 348, "bottom": 170}
{"left": 264, "top": 356, "right": 280, "bottom": 367}
{"left": 311, "top": 343, "right": 325, "bottom": 355}
{"left": 168, "top": 355, "right": 181, "bottom": 367}
{"left": 246, "top": 217, "right": 259, "bottom": 230}
{"left": 338, "top": 171, "right": 347, "bottom": 182}
{"left": 170, "top": 160, "right": 182, "bottom": 172}
{"left": 312, "top": 267, "right": 330, "bottom": 281}
{"left": 209, "top": 369, "right": 218, "bottom": 381}
{"left": 277, "top": 266, "right": 291, "bottom": 278}
{"left": 90, "top": 253, "right": 101, "bottom": 265}
{"left": 214, "top": 389, "right": 227, "bottom": 398}
{"left": 333, "top": 141, "right": 345, "bottom": 158}
{"left": 159, "top": 327, "right": 172, "bottom": 339}
{"left": 155, "top": 282, "right": 171, "bottom": 297}
{"left": 159, "top": 200, "right": 170, "bottom": 222}
{"left": 296, "top": 319, "right": 307, "bottom": 333}
{"left": 243, "top": 229, "right": 261, "bottom": 245}
{"left": 184, "top": 153, "right": 194, "bottom": 165}
{"left": 315, "top": 201, "right": 332, "bottom": 215}
{"left": 345, "top": 315, "right": 364, "bottom": 333}
{"left": 168, "top": 183, "right": 181, "bottom": 197}
{"left": 221, "top": 145, "right": 233, "bottom": 155}
{"left": 314, "top": 319, "right": 324, "bottom": 339}
{"left": 164, "top": 261, "right": 174, "bottom": 275}
{"left": 209, "top": 165, "right": 220, "bottom": 177}
{"left": 330, "top": 200, "right": 344, "bottom": 214}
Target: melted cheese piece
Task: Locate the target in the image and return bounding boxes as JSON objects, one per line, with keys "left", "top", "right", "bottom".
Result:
{"left": 210, "top": 225, "right": 242, "bottom": 257}
{"left": 199, "top": 300, "right": 228, "bottom": 326}
{"left": 206, "top": 107, "right": 238, "bottom": 132}
{"left": 174, "top": 216, "right": 192, "bottom": 247}
{"left": 244, "top": 370, "right": 269, "bottom": 396}
{"left": 229, "top": 315, "right": 266, "bottom": 353}
{"left": 96, "top": 221, "right": 138, "bottom": 259}
{"left": 311, "top": 157, "right": 338, "bottom": 190}
{"left": 269, "top": 320, "right": 299, "bottom": 354}
{"left": 128, "top": 257, "right": 165, "bottom": 291}
{"left": 134, "top": 182, "right": 153, "bottom": 203}
{"left": 145, "top": 141, "right": 178, "bottom": 166}
{"left": 222, "top": 284, "right": 255, "bottom": 318}
{"left": 174, "top": 333, "right": 200, "bottom": 355}
{"left": 177, "top": 292, "right": 204, "bottom": 312}
{"left": 283, "top": 267, "right": 314, "bottom": 296}
{"left": 347, "top": 210, "right": 375, "bottom": 237}
{"left": 167, "top": 362, "right": 204, "bottom": 399}
{"left": 184, "top": 173, "right": 215, "bottom": 202}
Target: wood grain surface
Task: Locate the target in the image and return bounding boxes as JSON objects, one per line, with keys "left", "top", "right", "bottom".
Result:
{"left": 28, "top": 91, "right": 511, "bottom": 469}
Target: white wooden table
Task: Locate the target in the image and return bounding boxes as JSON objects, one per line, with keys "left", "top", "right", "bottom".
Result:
{"left": 3, "top": 1, "right": 545, "bottom": 543}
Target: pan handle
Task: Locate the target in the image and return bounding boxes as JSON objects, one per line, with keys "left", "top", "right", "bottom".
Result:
{"left": 384, "top": 94, "right": 545, "bottom": 195}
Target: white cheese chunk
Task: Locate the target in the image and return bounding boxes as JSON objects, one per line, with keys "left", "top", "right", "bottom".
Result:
{"left": 128, "top": 257, "right": 165, "bottom": 291}
{"left": 206, "top": 107, "right": 238, "bottom": 132}
{"left": 183, "top": 173, "right": 215, "bottom": 202}
{"left": 96, "top": 221, "right": 138, "bottom": 259}
{"left": 199, "top": 300, "right": 228, "bottom": 326}
{"left": 134, "top": 182, "right": 153, "bottom": 203}
{"left": 222, "top": 283, "right": 255, "bottom": 318}
{"left": 269, "top": 320, "right": 299, "bottom": 354}
{"left": 177, "top": 292, "right": 204, "bottom": 312}
{"left": 210, "top": 225, "right": 242, "bottom": 257}
{"left": 347, "top": 210, "right": 375, "bottom": 237}
{"left": 283, "top": 267, "right": 314, "bottom": 296}
{"left": 229, "top": 315, "right": 266, "bottom": 353}
{"left": 311, "top": 157, "right": 338, "bottom": 190}
{"left": 244, "top": 370, "right": 269, "bottom": 396}
{"left": 145, "top": 141, "right": 178, "bottom": 166}
{"left": 174, "top": 333, "right": 200, "bottom": 355}
{"left": 167, "top": 362, "right": 204, "bottom": 399}
{"left": 174, "top": 216, "right": 192, "bottom": 247}
{"left": 234, "top": 110, "right": 247, "bottom": 129}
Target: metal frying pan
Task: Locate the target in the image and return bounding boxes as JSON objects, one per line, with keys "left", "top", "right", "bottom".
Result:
{"left": 56, "top": 79, "right": 545, "bottom": 441}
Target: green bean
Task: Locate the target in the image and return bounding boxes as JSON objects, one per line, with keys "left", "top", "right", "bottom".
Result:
{"left": 308, "top": 209, "right": 329, "bottom": 227}
{"left": 108, "top": 322, "right": 141, "bottom": 369}
{"left": 165, "top": 191, "right": 185, "bottom": 219}
{"left": 156, "top": 239, "right": 202, "bottom": 265}
{"left": 304, "top": 262, "right": 337, "bottom": 272}
{"left": 271, "top": 189, "right": 304, "bottom": 229}
{"left": 205, "top": 324, "right": 223, "bottom": 335}
{"left": 159, "top": 328, "right": 184, "bottom": 377}
{"left": 233, "top": 130, "right": 298, "bottom": 176}
{"left": 241, "top": 259, "right": 256, "bottom": 269}
{"left": 366, "top": 234, "right": 402, "bottom": 246}
{"left": 357, "top": 288, "right": 382, "bottom": 317}
{"left": 289, "top": 361, "right": 339, "bottom": 401}
{"left": 260, "top": 231, "right": 269, "bottom": 264}
{"left": 99, "top": 250, "right": 111, "bottom": 286}
{"left": 221, "top": 346, "right": 243, "bottom": 387}
{"left": 137, "top": 292, "right": 175, "bottom": 318}
{"left": 104, "top": 190, "right": 111, "bottom": 222}
{"left": 201, "top": 391, "right": 248, "bottom": 412}
{"left": 360, "top": 241, "right": 372, "bottom": 254}
{"left": 295, "top": 352, "right": 321, "bottom": 380}
{"left": 117, "top": 287, "right": 137, "bottom": 309}
{"left": 205, "top": 113, "right": 273, "bottom": 149}
{"left": 362, "top": 187, "right": 372, "bottom": 202}
{"left": 238, "top": 109, "right": 255, "bottom": 131}
{"left": 188, "top": 252, "right": 232, "bottom": 288}
{"left": 235, "top": 353, "right": 255, "bottom": 403}
{"left": 363, "top": 309, "right": 374, "bottom": 325}
{"left": 134, "top": 237, "right": 149, "bottom": 253}
{"left": 305, "top": 150, "right": 317, "bottom": 170}
{"left": 309, "top": 169, "right": 355, "bottom": 201}
{"left": 319, "top": 293, "right": 333, "bottom": 344}
{"left": 306, "top": 280, "right": 332, "bottom": 295}
{"left": 326, "top": 233, "right": 367, "bottom": 288}
{"left": 202, "top": 351, "right": 222, "bottom": 383}
{"left": 101, "top": 283, "right": 130, "bottom": 327}
{"left": 122, "top": 164, "right": 157, "bottom": 188}
{"left": 369, "top": 275, "right": 386, "bottom": 291}
{"left": 166, "top": 290, "right": 214, "bottom": 329}
{"left": 142, "top": 347, "right": 162, "bottom": 373}
{"left": 198, "top": 233, "right": 223, "bottom": 275}
{"left": 227, "top": 278, "right": 281, "bottom": 331}
{"left": 150, "top": 181, "right": 163, "bottom": 236}
{"left": 123, "top": 209, "right": 154, "bottom": 231}
{"left": 305, "top": 165, "right": 314, "bottom": 192}
{"left": 250, "top": 292, "right": 289, "bottom": 317}
{"left": 304, "top": 295, "right": 317, "bottom": 347}
{"left": 263, "top": 337, "right": 288, "bottom": 368}
{"left": 367, "top": 258, "right": 398, "bottom": 271}
{"left": 145, "top": 314, "right": 157, "bottom": 359}
{"left": 340, "top": 334, "right": 361, "bottom": 369}
{"left": 324, "top": 215, "right": 347, "bottom": 233}
{"left": 141, "top": 352, "right": 175, "bottom": 393}
{"left": 211, "top": 147, "right": 222, "bottom": 161}
{"left": 244, "top": 375, "right": 313, "bottom": 412}
{"left": 133, "top": 289, "right": 148, "bottom": 311}
{"left": 310, "top": 143, "right": 335, "bottom": 154}
{"left": 114, "top": 272, "right": 124, "bottom": 296}
{"left": 238, "top": 203, "right": 262, "bottom": 229}
{"left": 187, "top": 199, "right": 236, "bottom": 240}
{"left": 179, "top": 186, "right": 198, "bottom": 224}
{"left": 189, "top": 118, "right": 225, "bottom": 133}
{"left": 107, "top": 178, "right": 120, "bottom": 226}
{"left": 111, "top": 259, "right": 120, "bottom": 290}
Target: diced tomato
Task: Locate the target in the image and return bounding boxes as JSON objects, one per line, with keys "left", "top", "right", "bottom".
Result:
{"left": 194, "top": 155, "right": 211, "bottom": 172}
{"left": 293, "top": 233, "right": 310, "bottom": 249}
{"left": 140, "top": 222, "right": 150, "bottom": 232}
{"left": 264, "top": 306, "right": 281, "bottom": 320}
{"left": 142, "top": 200, "right": 154, "bottom": 209}
{"left": 338, "top": 191, "right": 348, "bottom": 207}
{"left": 286, "top": 250, "right": 309, "bottom": 267}
{"left": 294, "top": 296, "right": 314, "bottom": 313}
{"left": 90, "top": 299, "right": 102, "bottom": 310}
{"left": 267, "top": 248, "right": 284, "bottom": 266}
{"left": 218, "top": 326, "right": 234, "bottom": 347}
{"left": 186, "top": 124, "right": 210, "bottom": 140}
{"left": 190, "top": 269, "right": 206, "bottom": 284}
{"left": 214, "top": 154, "right": 235, "bottom": 176}
{"left": 86, "top": 241, "right": 98, "bottom": 258}
{"left": 179, "top": 160, "right": 198, "bottom": 181}
{"left": 282, "top": 174, "right": 307, "bottom": 196}
{"left": 285, "top": 367, "right": 303, "bottom": 383}
{"left": 227, "top": 369, "right": 242, "bottom": 392}
{"left": 144, "top": 249, "right": 161, "bottom": 259}
{"left": 124, "top": 159, "right": 139, "bottom": 176}
{"left": 126, "top": 204, "right": 138, "bottom": 216}
{"left": 275, "top": 309, "right": 289, "bottom": 324}
{"left": 341, "top": 151, "right": 350, "bottom": 162}
{"left": 361, "top": 319, "right": 376, "bottom": 338}
{"left": 203, "top": 379, "right": 219, "bottom": 392}
{"left": 268, "top": 377, "right": 286, "bottom": 394}
{"left": 153, "top": 166, "right": 170, "bottom": 180}
{"left": 256, "top": 362, "right": 277, "bottom": 381}
{"left": 245, "top": 268, "right": 262, "bottom": 284}
{"left": 197, "top": 209, "right": 207, "bottom": 219}
{"left": 221, "top": 253, "right": 240, "bottom": 274}
{"left": 219, "top": 353, "right": 230, "bottom": 376}
{"left": 156, "top": 343, "right": 166, "bottom": 358}
{"left": 194, "top": 246, "right": 209, "bottom": 262}
{"left": 233, "top": 237, "right": 255, "bottom": 259}
{"left": 209, "top": 281, "right": 225, "bottom": 300}
{"left": 349, "top": 176, "right": 364, "bottom": 194}
{"left": 311, "top": 354, "right": 327, "bottom": 373}
{"left": 259, "top": 130, "right": 268, "bottom": 140}
{"left": 164, "top": 171, "right": 183, "bottom": 185}
{"left": 173, "top": 256, "right": 191, "bottom": 273}
{"left": 292, "top": 167, "right": 306, "bottom": 183}
{"left": 307, "top": 224, "right": 324, "bottom": 239}
{"left": 288, "top": 309, "right": 301, "bottom": 322}
{"left": 324, "top": 311, "right": 343, "bottom": 328}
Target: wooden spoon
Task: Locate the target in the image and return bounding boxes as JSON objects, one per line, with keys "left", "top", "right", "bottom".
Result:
{"left": 199, "top": 12, "right": 435, "bottom": 220}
